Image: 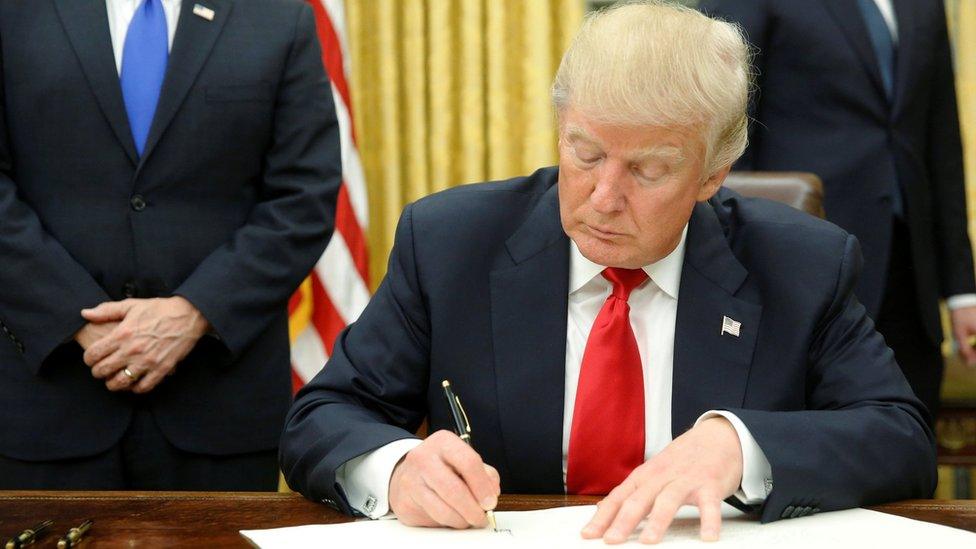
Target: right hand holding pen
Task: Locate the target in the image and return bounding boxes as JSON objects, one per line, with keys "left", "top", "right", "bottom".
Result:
{"left": 389, "top": 430, "right": 500, "bottom": 529}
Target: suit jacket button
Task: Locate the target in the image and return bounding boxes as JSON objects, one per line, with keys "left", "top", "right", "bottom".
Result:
{"left": 781, "top": 505, "right": 795, "bottom": 519}
{"left": 130, "top": 194, "right": 147, "bottom": 211}
{"left": 123, "top": 282, "right": 137, "bottom": 298}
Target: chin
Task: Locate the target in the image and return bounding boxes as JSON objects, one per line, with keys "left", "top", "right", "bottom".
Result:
{"left": 575, "top": 234, "right": 635, "bottom": 268}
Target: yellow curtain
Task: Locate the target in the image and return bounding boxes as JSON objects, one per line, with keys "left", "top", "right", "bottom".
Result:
{"left": 947, "top": 0, "right": 976, "bottom": 238}
{"left": 346, "top": 0, "right": 585, "bottom": 285}
{"left": 934, "top": 0, "right": 975, "bottom": 499}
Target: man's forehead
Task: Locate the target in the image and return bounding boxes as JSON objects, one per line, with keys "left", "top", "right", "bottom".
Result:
{"left": 563, "top": 123, "right": 689, "bottom": 162}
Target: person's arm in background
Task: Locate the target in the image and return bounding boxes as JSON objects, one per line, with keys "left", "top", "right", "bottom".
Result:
{"left": 698, "top": 0, "right": 771, "bottom": 171}
{"left": 0, "top": 29, "right": 113, "bottom": 374}
{"left": 925, "top": 5, "right": 976, "bottom": 366}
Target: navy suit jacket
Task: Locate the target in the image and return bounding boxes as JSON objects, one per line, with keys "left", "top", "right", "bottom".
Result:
{"left": 281, "top": 167, "right": 935, "bottom": 524}
{"left": 0, "top": 0, "right": 340, "bottom": 461}
{"left": 699, "top": 0, "right": 975, "bottom": 344}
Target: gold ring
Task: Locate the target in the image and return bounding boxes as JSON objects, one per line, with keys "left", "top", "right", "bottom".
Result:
{"left": 123, "top": 367, "right": 138, "bottom": 381}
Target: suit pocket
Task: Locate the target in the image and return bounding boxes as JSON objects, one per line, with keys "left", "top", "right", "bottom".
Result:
{"left": 206, "top": 82, "right": 273, "bottom": 103}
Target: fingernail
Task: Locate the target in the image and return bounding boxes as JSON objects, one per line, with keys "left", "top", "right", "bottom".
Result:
{"left": 481, "top": 496, "right": 497, "bottom": 510}
{"left": 580, "top": 525, "right": 598, "bottom": 537}
{"left": 605, "top": 528, "right": 624, "bottom": 542}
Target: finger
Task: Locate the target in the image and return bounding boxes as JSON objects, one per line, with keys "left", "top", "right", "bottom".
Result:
{"left": 483, "top": 464, "right": 502, "bottom": 500}
{"left": 604, "top": 485, "right": 659, "bottom": 544}
{"left": 81, "top": 300, "right": 133, "bottom": 323}
{"left": 697, "top": 493, "right": 723, "bottom": 542}
{"left": 441, "top": 438, "right": 498, "bottom": 511}
{"left": 83, "top": 326, "right": 129, "bottom": 366}
{"left": 422, "top": 457, "right": 488, "bottom": 527}
{"left": 639, "top": 482, "right": 693, "bottom": 544}
{"left": 411, "top": 484, "right": 469, "bottom": 529}
{"left": 90, "top": 349, "right": 128, "bottom": 379}
{"left": 957, "top": 334, "right": 976, "bottom": 366}
{"left": 131, "top": 367, "right": 167, "bottom": 394}
{"left": 105, "top": 366, "right": 140, "bottom": 392}
{"left": 581, "top": 483, "right": 634, "bottom": 539}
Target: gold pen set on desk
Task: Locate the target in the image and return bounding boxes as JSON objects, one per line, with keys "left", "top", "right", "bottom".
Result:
{"left": 5, "top": 520, "right": 52, "bottom": 549}
{"left": 4, "top": 519, "right": 92, "bottom": 549}
{"left": 441, "top": 379, "right": 499, "bottom": 532}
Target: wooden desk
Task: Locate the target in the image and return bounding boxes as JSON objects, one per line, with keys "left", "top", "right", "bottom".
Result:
{"left": 0, "top": 492, "right": 972, "bottom": 548}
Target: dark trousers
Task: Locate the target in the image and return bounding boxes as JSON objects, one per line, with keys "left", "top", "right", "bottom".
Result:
{"left": 0, "top": 404, "right": 278, "bottom": 490}
{"left": 874, "top": 220, "right": 944, "bottom": 428}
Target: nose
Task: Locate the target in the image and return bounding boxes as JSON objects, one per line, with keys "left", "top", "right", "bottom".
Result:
{"left": 589, "top": 163, "right": 627, "bottom": 214}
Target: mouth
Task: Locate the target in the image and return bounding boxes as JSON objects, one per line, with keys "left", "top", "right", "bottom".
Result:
{"left": 584, "top": 224, "right": 624, "bottom": 240}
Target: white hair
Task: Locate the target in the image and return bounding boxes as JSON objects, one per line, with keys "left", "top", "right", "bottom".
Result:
{"left": 551, "top": 0, "right": 752, "bottom": 176}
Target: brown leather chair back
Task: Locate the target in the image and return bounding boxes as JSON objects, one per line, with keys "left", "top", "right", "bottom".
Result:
{"left": 723, "top": 171, "right": 825, "bottom": 219}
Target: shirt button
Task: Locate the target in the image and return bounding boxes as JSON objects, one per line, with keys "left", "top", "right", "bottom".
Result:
{"left": 122, "top": 282, "right": 137, "bottom": 298}
{"left": 130, "top": 195, "right": 147, "bottom": 211}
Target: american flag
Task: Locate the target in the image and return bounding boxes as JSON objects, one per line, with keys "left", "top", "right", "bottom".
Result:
{"left": 288, "top": 0, "right": 370, "bottom": 393}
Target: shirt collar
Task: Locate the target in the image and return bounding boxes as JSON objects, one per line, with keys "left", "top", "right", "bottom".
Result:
{"left": 568, "top": 224, "right": 688, "bottom": 300}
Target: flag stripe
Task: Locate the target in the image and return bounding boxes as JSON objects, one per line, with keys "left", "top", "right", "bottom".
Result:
{"left": 335, "top": 184, "right": 369, "bottom": 283}
{"left": 309, "top": 272, "right": 346, "bottom": 357}
{"left": 290, "top": 0, "right": 369, "bottom": 394}
{"left": 314, "top": 231, "right": 371, "bottom": 324}
{"left": 309, "top": 1, "right": 355, "bottom": 141}
{"left": 331, "top": 83, "right": 369, "bottom": 228}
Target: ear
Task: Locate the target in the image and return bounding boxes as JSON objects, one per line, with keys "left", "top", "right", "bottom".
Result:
{"left": 697, "top": 165, "right": 731, "bottom": 202}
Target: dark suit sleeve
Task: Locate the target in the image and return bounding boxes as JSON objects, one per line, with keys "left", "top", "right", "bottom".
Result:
{"left": 280, "top": 204, "right": 428, "bottom": 513}
{"left": 698, "top": 0, "right": 770, "bottom": 171}
{"left": 174, "top": 4, "right": 341, "bottom": 358}
{"left": 926, "top": 5, "right": 975, "bottom": 297}
{"left": 0, "top": 32, "right": 112, "bottom": 373}
{"left": 728, "top": 235, "right": 936, "bottom": 523}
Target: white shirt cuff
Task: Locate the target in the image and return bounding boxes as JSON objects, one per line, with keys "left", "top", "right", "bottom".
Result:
{"left": 946, "top": 294, "right": 976, "bottom": 310}
{"left": 334, "top": 438, "right": 422, "bottom": 518}
{"left": 695, "top": 410, "right": 773, "bottom": 505}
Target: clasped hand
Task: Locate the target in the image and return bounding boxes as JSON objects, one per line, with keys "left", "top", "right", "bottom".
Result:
{"left": 74, "top": 296, "right": 209, "bottom": 393}
{"left": 390, "top": 418, "right": 742, "bottom": 544}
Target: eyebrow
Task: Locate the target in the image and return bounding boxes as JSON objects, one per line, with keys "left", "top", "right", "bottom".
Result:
{"left": 633, "top": 146, "right": 686, "bottom": 165}
{"left": 563, "top": 125, "right": 598, "bottom": 146}
{"left": 562, "top": 124, "right": 688, "bottom": 165}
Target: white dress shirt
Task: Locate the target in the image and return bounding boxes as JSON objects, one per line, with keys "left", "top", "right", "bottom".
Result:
{"left": 105, "top": 0, "right": 182, "bottom": 75}
{"left": 337, "top": 228, "right": 773, "bottom": 518}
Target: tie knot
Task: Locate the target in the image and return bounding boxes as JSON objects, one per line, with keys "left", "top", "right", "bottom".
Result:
{"left": 601, "top": 267, "right": 648, "bottom": 300}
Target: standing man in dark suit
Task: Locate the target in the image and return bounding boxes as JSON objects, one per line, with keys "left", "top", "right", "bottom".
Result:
{"left": 699, "top": 0, "right": 976, "bottom": 423}
{"left": 281, "top": 2, "right": 934, "bottom": 542}
{"left": 0, "top": 0, "right": 340, "bottom": 490}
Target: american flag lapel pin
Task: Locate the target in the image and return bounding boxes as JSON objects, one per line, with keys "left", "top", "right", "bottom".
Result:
{"left": 721, "top": 315, "right": 741, "bottom": 337}
{"left": 193, "top": 4, "right": 215, "bottom": 21}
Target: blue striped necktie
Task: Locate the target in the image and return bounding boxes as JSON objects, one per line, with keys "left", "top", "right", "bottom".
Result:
{"left": 120, "top": 0, "right": 169, "bottom": 156}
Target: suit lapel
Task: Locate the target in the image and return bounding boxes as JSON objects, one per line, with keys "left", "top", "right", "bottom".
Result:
{"left": 889, "top": 0, "right": 916, "bottom": 119}
{"left": 54, "top": 0, "right": 138, "bottom": 165}
{"left": 822, "top": 0, "right": 890, "bottom": 105}
{"left": 137, "top": 0, "right": 230, "bottom": 170}
{"left": 490, "top": 181, "right": 569, "bottom": 493}
{"left": 671, "top": 199, "right": 762, "bottom": 435}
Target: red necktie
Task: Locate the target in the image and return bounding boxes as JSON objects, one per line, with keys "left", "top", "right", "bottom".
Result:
{"left": 566, "top": 267, "right": 648, "bottom": 495}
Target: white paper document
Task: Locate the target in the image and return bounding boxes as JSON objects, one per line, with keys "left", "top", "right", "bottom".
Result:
{"left": 240, "top": 503, "right": 976, "bottom": 548}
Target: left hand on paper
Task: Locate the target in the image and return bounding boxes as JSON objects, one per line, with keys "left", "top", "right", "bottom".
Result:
{"left": 581, "top": 416, "right": 742, "bottom": 544}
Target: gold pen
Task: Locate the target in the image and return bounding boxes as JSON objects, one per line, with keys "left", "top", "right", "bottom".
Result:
{"left": 442, "top": 379, "right": 498, "bottom": 532}
{"left": 5, "top": 519, "right": 53, "bottom": 549}
{"left": 56, "top": 519, "right": 93, "bottom": 549}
